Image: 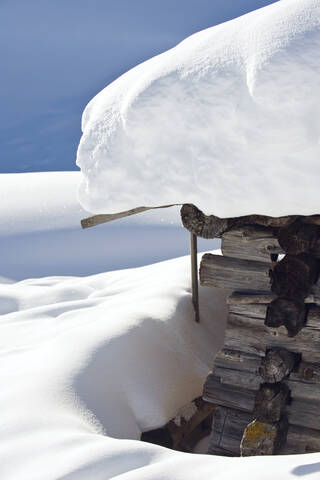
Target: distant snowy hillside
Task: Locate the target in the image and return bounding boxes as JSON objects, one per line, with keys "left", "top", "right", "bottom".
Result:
{"left": 77, "top": 0, "right": 320, "bottom": 218}
{"left": 0, "top": 173, "right": 217, "bottom": 280}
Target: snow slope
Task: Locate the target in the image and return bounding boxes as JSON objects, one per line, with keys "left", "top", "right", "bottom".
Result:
{"left": 1, "top": 255, "right": 320, "bottom": 479}
{"left": 77, "top": 0, "right": 320, "bottom": 218}
{"left": 0, "top": 172, "right": 218, "bottom": 280}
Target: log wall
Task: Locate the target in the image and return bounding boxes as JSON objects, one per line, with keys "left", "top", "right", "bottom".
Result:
{"left": 198, "top": 214, "right": 320, "bottom": 456}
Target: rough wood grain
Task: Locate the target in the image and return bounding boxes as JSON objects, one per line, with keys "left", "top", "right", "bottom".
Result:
{"left": 180, "top": 204, "right": 302, "bottom": 239}
{"left": 285, "top": 378, "right": 320, "bottom": 402}
{"left": 282, "top": 425, "right": 320, "bottom": 454}
{"left": 228, "top": 290, "right": 320, "bottom": 307}
{"left": 200, "top": 254, "right": 271, "bottom": 292}
{"left": 287, "top": 399, "right": 320, "bottom": 430}
{"left": 222, "top": 227, "right": 283, "bottom": 263}
{"left": 214, "top": 366, "right": 262, "bottom": 391}
{"left": 181, "top": 204, "right": 320, "bottom": 239}
{"left": 224, "top": 308, "right": 320, "bottom": 363}
{"left": 180, "top": 204, "right": 228, "bottom": 239}
{"left": 289, "top": 361, "right": 320, "bottom": 384}
{"left": 214, "top": 349, "right": 262, "bottom": 373}
{"left": 203, "top": 374, "right": 256, "bottom": 412}
{"left": 208, "top": 406, "right": 253, "bottom": 456}
{"left": 284, "top": 362, "right": 320, "bottom": 402}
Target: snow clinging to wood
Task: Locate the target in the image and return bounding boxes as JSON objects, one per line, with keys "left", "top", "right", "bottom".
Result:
{"left": 77, "top": 0, "right": 320, "bottom": 218}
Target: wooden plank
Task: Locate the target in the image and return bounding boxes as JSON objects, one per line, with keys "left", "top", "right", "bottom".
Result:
{"left": 228, "top": 291, "right": 320, "bottom": 306}
{"left": 223, "top": 308, "right": 320, "bottom": 363}
{"left": 190, "top": 232, "right": 199, "bottom": 323}
{"left": 214, "top": 349, "right": 262, "bottom": 373}
{"left": 81, "top": 203, "right": 180, "bottom": 229}
{"left": 287, "top": 399, "right": 320, "bottom": 430}
{"left": 214, "top": 366, "right": 262, "bottom": 391}
{"left": 228, "top": 301, "right": 268, "bottom": 319}
{"left": 285, "top": 362, "right": 320, "bottom": 402}
{"left": 227, "top": 292, "right": 275, "bottom": 305}
{"left": 208, "top": 406, "right": 253, "bottom": 456}
{"left": 282, "top": 425, "right": 320, "bottom": 454}
{"left": 289, "top": 361, "right": 320, "bottom": 384}
{"left": 200, "top": 254, "right": 271, "bottom": 292}
{"left": 180, "top": 204, "right": 302, "bottom": 239}
{"left": 203, "top": 374, "right": 256, "bottom": 412}
{"left": 285, "top": 378, "right": 320, "bottom": 402}
{"left": 222, "top": 227, "right": 283, "bottom": 263}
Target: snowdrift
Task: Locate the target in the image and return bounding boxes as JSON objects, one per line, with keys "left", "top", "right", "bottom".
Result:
{"left": 2, "top": 254, "right": 320, "bottom": 479}
{"left": 77, "top": 0, "right": 320, "bottom": 218}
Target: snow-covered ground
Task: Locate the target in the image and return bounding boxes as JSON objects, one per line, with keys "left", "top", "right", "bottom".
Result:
{"left": 1, "top": 172, "right": 320, "bottom": 479}
{"left": 2, "top": 229, "right": 320, "bottom": 479}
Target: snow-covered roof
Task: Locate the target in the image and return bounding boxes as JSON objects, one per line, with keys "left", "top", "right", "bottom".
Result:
{"left": 77, "top": 0, "right": 320, "bottom": 219}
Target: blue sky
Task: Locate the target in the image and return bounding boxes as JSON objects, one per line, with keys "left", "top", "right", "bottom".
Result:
{"left": 1, "top": 0, "right": 278, "bottom": 173}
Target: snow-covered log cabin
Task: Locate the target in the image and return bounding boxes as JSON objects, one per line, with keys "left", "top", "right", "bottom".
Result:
{"left": 182, "top": 203, "right": 320, "bottom": 456}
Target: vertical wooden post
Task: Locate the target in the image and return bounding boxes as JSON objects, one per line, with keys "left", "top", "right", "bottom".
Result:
{"left": 190, "top": 232, "right": 200, "bottom": 323}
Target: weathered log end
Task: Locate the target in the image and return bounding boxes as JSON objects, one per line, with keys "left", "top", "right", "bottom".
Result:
{"left": 278, "top": 220, "right": 320, "bottom": 256}
{"left": 270, "top": 254, "right": 319, "bottom": 300}
{"left": 265, "top": 297, "right": 307, "bottom": 337}
{"left": 259, "top": 348, "right": 297, "bottom": 383}
{"left": 180, "top": 204, "right": 228, "bottom": 239}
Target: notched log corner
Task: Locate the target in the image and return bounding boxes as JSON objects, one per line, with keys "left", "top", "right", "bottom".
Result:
{"left": 269, "top": 254, "right": 319, "bottom": 300}
{"left": 259, "top": 348, "right": 297, "bottom": 383}
{"left": 265, "top": 297, "right": 307, "bottom": 337}
{"left": 278, "top": 220, "right": 320, "bottom": 256}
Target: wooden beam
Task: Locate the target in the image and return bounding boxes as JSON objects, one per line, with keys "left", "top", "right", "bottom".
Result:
{"left": 200, "top": 254, "right": 271, "bottom": 292}
{"left": 190, "top": 232, "right": 200, "bottom": 323}
{"left": 81, "top": 204, "right": 181, "bottom": 229}
{"left": 203, "top": 374, "right": 257, "bottom": 412}
{"left": 222, "top": 226, "right": 283, "bottom": 263}
{"left": 180, "top": 203, "right": 320, "bottom": 239}
{"left": 223, "top": 307, "right": 320, "bottom": 363}
{"left": 283, "top": 425, "right": 320, "bottom": 454}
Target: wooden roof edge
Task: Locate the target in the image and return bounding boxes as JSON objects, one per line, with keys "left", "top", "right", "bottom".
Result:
{"left": 180, "top": 204, "right": 320, "bottom": 239}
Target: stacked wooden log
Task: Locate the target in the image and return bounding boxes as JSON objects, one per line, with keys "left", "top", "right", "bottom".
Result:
{"left": 181, "top": 205, "right": 320, "bottom": 456}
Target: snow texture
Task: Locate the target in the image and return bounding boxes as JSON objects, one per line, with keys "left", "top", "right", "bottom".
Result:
{"left": 77, "top": 0, "right": 320, "bottom": 218}
{"left": 1, "top": 172, "right": 320, "bottom": 478}
{"left": 2, "top": 253, "right": 320, "bottom": 479}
